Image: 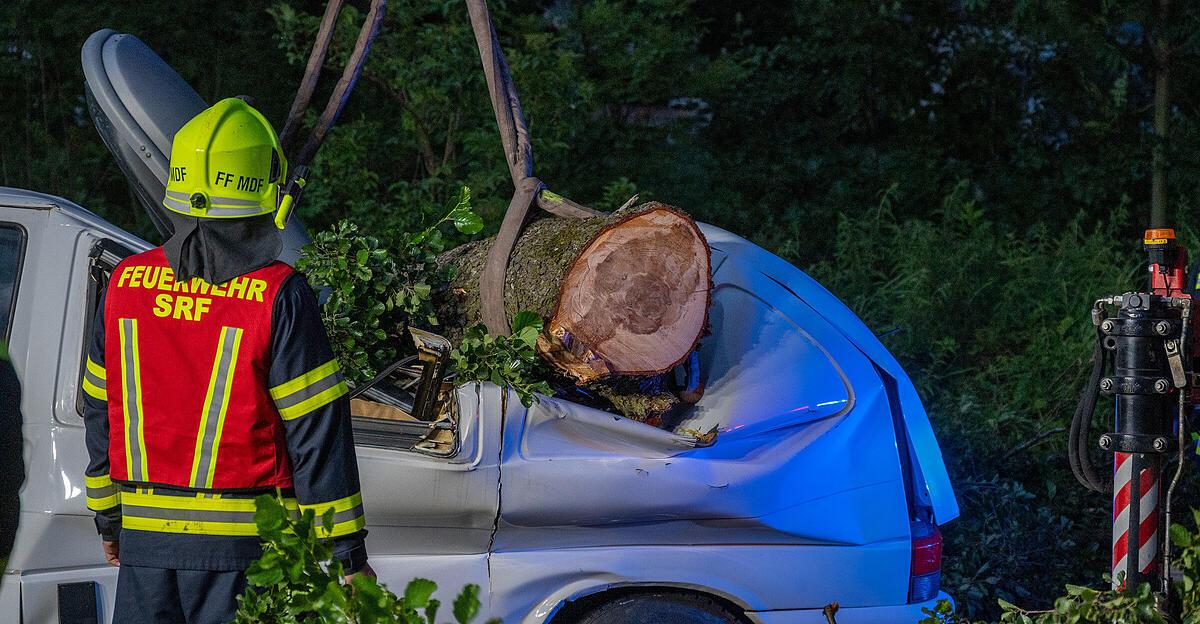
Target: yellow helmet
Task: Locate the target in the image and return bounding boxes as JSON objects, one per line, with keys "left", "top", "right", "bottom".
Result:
{"left": 163, "top": 98, "right": 286, "bottom": 219}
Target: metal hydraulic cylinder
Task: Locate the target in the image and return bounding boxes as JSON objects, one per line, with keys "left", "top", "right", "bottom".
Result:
{"left": 1099, "top": 292, "right": 1178, "bottom": 589}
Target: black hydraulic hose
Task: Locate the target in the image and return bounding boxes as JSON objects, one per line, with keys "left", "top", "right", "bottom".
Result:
{"left": 1069, "top": 331, "right": 1111, "bottom": 493}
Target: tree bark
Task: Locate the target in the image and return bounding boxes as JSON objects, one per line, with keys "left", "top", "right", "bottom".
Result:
{"left": 437, "top": 202, "right": 712, "bottom": 386}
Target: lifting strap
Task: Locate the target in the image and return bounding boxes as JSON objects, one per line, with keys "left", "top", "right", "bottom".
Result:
{"left": 464, "top": 0, "right": 602, "bottom": 336}
{"left": 280, "top": 0, "right": 387, "bottom": 168}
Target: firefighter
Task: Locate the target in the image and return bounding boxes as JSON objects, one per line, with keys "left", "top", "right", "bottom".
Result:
{"left": 80, "top": 97, "right": 371, "bottom": 623}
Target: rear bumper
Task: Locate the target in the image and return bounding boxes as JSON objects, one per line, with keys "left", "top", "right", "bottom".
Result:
{"left": 746, "top": 592, "right": 952, "bottom": 624}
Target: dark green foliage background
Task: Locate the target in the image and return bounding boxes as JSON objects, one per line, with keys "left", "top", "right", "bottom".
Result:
{"left": 6, "top": 0, "right": 1200, "bottom": 618}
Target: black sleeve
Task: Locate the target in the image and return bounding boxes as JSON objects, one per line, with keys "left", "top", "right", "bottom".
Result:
{"left": 81, "top": 289, "right": 121, "bottom": 540}
{"left": 268, "top": 273, "right": 367, "bottom": 573}
{"left": 0, "top": 344, "right": 23, "bottom": 560}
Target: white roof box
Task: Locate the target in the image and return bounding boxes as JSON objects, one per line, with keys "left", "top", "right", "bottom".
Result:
{"left": 82, "top": 29, "right": 203, "bottom": 237}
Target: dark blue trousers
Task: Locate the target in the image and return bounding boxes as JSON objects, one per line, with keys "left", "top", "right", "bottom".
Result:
{"left": 112, "top": 565, "right": 245, "bottom": 624}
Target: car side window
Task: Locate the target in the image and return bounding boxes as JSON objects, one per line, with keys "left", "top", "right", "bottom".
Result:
{"left": 75, "top": 238, "right": 133, "bottom": 416}
{"left": 0, "top": 225, "right": 27, "bottom": 343}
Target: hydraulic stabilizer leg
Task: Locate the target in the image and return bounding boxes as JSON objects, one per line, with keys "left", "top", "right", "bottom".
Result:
{"left": 1098, "top": 291, "right": 1180, "bottom": 590}
{"left": 1111, "top": 452, "right": 1161, "bottom": 588}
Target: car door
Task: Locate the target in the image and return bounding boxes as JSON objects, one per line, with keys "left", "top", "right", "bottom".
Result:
{"left": 351, "top": 383, "right": 501, "bottom": 603}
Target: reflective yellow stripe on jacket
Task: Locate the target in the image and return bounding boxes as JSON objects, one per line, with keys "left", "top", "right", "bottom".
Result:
{"left": 269, "top": 359, "right": 348, "bottom": 420}
{"left": 85, "top": 473, "right": 120, "bottom": 511}
{"left": 188, "top": 327, "right": 244, "bottom": 488}
{"left": 120, "top": 487, "right": 300, "bottom": 537}
{"left": 119, "top": 318, "right": 149, "bottom": 481}
{"left": 300, "top": 492, "right": 366, "bottom": 538}
{"left": 82, "top": 356, "right": 107, "bottom": 401}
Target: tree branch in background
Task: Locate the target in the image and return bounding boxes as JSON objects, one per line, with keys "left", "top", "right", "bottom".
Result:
{"left": 1151, "top": 0, "right": 1171, "bottom": 228}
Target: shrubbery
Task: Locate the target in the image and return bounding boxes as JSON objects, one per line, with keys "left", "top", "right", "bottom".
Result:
{"left": 235, "top": 495, "right": 500, "bottom": 624}
{"left": 297, "top": 187, "right": 480, "bottom": 382}
{"left": 918, "top": 510, "right": 1200, "bottom": 622}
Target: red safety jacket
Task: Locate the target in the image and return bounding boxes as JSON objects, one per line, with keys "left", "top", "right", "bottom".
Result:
{"left": 103, "top": 248, "right": 295, "bottom": 490}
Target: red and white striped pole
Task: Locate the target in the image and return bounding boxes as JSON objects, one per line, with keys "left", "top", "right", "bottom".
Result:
{"left": 1112, "top": 451, "right": 1161, "bottom": 589}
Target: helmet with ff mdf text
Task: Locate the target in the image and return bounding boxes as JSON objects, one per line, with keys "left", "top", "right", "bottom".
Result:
{"left": 162, "top": 97, "right": 285, "bottom": 220}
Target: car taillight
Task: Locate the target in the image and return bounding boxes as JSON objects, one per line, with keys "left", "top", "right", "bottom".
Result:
{"left": 909, "top": 519, "right": 942, "bottom": 603}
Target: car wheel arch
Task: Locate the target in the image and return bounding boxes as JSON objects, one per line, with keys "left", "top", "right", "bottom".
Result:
{"left": 544, "top": 583, "right": 753, "bottom": 624}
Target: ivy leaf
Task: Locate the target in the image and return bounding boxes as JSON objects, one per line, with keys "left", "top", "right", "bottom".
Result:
{"left": 1172, "top": 523, "right": 1194, "bottom": 548}
{"left": 424, "top": 598, "right": 441, "bottom": 624}
{"left": 448, "top": 185, "right": 472, "bottom": 214}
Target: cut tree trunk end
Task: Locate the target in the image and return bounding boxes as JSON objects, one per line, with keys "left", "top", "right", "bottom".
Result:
{"left": 437, "top": 202, "right": 712, "bottom": 388}
{"left": 541, "top": 205, "right": 711, "bottom": 382}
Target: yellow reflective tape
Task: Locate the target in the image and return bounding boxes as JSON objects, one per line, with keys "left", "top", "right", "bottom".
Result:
{"left": 120, "top": 490, "right": 259, "bottom": 512}
{"left": 206, "top": 329, "right": 242, "bottom": 487}
{"left": 315, "top": 515, "right": 367, "bottom": 538}
{"left": 119, "top": 319, "right": 146, "bottom": 479}
{"left": 277, "top": 380, "right": 349, "bottom": 421}
{"left": 189, "top": 330, "right": 229, "bottom": 486}
{"left": 120, "top": 490, "right": 303, "bottom": 536}
{"left": 82, "top": 377, "right": 107, "bottom": 401}
{"left": 270, "top": 359, "right": 340, "bottom": 400}
{"left": 130, "top": 324, "right": 148, "bottom": 479}
{"left": 85, "top": 474, "right": 112, "bottom": 488}
{"left": 86, "top": 493, "right": 121, "bottom": 511}
{"left": 86, "top": 357, "right": 106, "bottom": 380}
{"left": 122, "top": 516, "right": 261, "bottom": 537}
{"left": 189, "top": 327, "right": 243, "bottom": 488}
{"left": 299, "top": 492, "right": 362, "bottom": 515}
{"left": 302, "top": 492, "right": 364, "bottom": 537}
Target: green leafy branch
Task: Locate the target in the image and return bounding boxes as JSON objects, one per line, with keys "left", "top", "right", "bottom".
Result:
{"left": 450, "top": 311, "right": 553, "bottom": 407}
{"left": 299, "top": 186, "right": 480, "bottom": 382}
{"left": 235, "top": 495, "right": 499, "bottom": 624}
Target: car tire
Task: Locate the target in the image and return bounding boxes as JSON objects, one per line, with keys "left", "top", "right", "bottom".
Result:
{"left": 573, "top": 591, "right": 745, "bottom": 624}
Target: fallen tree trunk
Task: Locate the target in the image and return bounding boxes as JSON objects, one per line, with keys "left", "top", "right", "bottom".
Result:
{"left": 437, "top": 202, "right": 712, "bottom": 386}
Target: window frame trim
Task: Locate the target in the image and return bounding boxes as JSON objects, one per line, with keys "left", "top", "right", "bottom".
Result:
{"left": 0, "top": 222, "right": 29, "bottom": 345}
{"left": 75, "top": 237, "right": 134, "bottom": 417}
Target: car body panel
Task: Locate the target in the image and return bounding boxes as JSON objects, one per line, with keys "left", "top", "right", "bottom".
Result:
{"left": 490, "top": 542, "right": 911, "bottom": 623}
{"left": 355, "top": 384, "right": 501, "bottom": 558}
{"left": 694, "top": 225, "right": 959, "bottom": 524}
